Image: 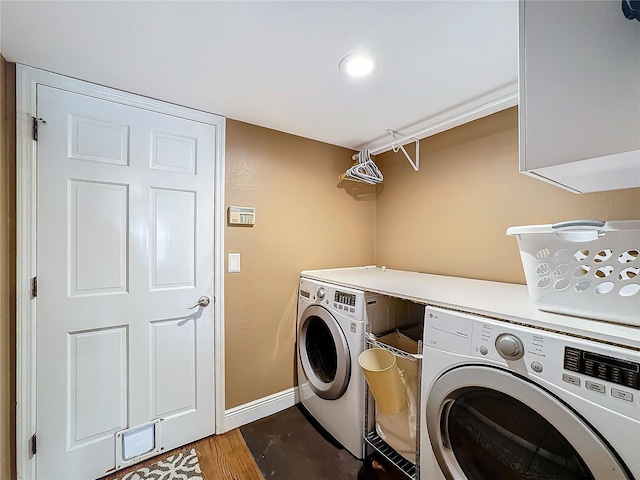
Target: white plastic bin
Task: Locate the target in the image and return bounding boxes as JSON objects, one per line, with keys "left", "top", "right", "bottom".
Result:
{"left": 507, "top": 220, "right": 640, "bottom": 326}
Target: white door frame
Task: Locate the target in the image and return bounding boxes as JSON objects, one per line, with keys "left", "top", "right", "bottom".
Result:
{"left": 15, "top": 64, "right": 226, "bottom": 480}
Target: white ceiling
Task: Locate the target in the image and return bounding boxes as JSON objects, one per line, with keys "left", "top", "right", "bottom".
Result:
{"left": 0, "top": 1, "right": 518, "bottom": 153}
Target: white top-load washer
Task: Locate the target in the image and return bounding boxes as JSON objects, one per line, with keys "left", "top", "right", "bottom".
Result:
{"left": 420, "top": 306, "right": 640, "bottom": 480}
{"left": 297, "top": 276, "right": 414, "bottom": 459}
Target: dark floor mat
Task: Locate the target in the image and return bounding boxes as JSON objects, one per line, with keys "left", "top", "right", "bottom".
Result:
{"left": 240, "top": 405, "right": 408, "bottom": 480}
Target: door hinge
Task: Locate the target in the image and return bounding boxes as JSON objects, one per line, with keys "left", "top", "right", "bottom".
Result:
{"left": 31, "top": 116, "right": 46, "bottom": 141}
{"left": 31, "top": 434, "right": 37, "bottom": 455}
{"left": 31, "top": 277, "right": 38, "bottom": 299}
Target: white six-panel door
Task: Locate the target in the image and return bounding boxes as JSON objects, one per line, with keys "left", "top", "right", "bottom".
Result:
{"left": 35, "top": 84, "right": 216, "bottom": 479}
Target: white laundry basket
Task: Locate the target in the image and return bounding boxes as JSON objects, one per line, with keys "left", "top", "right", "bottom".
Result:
{"left": 507, "top": 220, "right": 640, "bottom": 326}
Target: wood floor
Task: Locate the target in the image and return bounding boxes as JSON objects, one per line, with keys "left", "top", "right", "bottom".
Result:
{"left": 101, "top": 429, "right": 264, "bottom": 480}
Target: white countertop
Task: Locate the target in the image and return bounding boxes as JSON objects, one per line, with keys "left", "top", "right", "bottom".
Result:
{"left": 301, "top": 266, "right": 640, "bottom": 350}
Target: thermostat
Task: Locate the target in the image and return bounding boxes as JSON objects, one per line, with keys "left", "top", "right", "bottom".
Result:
{"left": 228, "top": 206, "right": 255, "bottom": 225}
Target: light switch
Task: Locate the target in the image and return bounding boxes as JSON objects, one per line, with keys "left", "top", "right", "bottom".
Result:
{"left": 228, "top": 253, "right": 241, "bottom": 273}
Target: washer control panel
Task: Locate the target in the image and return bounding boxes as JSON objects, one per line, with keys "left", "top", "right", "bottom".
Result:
{"left": 299, "top": 278, "right": 362, "bottom": 319}
{"left": 335, "top": 291, "right": 356, "bottom": 307}
{"left": 424, "top": 306, "right": 640, "bottom": 419}
{"left": 564, "top": 347, "right": 640, "bottom": 391}
{"left": 333, "top": 290, "right": 357, "bottom": 316}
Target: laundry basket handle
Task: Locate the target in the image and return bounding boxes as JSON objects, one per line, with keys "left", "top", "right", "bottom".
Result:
{"left": 551, "top": 220, "right": 605, "bottom": 230}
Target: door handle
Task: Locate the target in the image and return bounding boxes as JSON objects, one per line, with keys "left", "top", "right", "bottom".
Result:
{"left": 188, "top": 296, "right": 211, "bottom": 309}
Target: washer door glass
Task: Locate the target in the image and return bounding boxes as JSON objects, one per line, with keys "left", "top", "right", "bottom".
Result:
{"left": 299, "top": 305, "right": 350, "bottom": 400}
{"left": 448, "top": 388, "right": 592, "bottom": 479}
{"left": 427, "top": 366, "right": 631, "bottom": 480}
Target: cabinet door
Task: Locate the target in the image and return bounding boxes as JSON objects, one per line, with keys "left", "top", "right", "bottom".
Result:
{"left": 519, "top": 0, "right": 640, "bottom": 193}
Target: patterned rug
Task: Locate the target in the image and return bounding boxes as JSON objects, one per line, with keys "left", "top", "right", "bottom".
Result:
{"left": 117, "top": 448, "right": 203, "bottom": 480}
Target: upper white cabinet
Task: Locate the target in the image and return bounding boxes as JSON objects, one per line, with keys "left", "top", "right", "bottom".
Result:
{"left": 518, "top": 0, "right": 640, "bottom": 193}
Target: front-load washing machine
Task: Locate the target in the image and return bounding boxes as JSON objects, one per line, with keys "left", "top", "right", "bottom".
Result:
{"left": 297, "top": 276, "right": 413, "bottom": 459}
{"left": 420, "top": 306, "right": 640, "bottom": 480}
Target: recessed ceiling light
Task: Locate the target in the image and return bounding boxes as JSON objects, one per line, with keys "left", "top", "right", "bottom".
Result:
{"left": 339, "top": 52, "right": 377, "bottom": 79}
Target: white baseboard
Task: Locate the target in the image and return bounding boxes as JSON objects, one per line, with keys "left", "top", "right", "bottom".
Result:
{"left": 223, "top": 387, "right": 299, "bottom": 432}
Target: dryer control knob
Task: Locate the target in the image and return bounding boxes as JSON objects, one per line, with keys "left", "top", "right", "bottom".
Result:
{"left": 317, "top": 287, "right": 326, "bottom": 301}
{"left": 495, "top": 334, "right": 525, "bottom": 361}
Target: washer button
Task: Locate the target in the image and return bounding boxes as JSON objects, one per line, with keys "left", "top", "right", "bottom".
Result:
{"left": 611, "top": 389, "right": 633, "bottom": 402}
{"left": 585, "top": 380, "right": 605, "bottom": 394}
{"left": 531, "top": 362, "right": 543, "bottom": 373}
{"left": 479, "top": 346, "right": 488, "bottom": 355}
{"left": 562, "top": 373, "right": 580, "bottom": 386}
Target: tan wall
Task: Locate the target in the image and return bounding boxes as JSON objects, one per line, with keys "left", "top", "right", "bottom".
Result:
{"left": 0, "top": 56, "right": 17, "bottom": 480}
{"left": 224, "top": 120, "right": 374, "bottom": 408}
{"left": 2, "top": 64, "right": 638, "bottom": 468}
{"left": 374, "top": 107, "right": 640, "bottom": 284}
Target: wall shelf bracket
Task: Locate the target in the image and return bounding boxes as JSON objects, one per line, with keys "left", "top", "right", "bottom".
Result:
{"left": 388, "top": 129, "right": 420, "bottom": 172}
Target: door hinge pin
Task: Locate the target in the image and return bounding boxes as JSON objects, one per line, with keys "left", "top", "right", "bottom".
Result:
{"left": 31, "top": 277, "right": 38, "bottom": 299}
{"left": 31, "top": 434, "right": 37, "bottom": 455}
{"left": 31, "top": 116, "right": 46, "bottom": 141}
